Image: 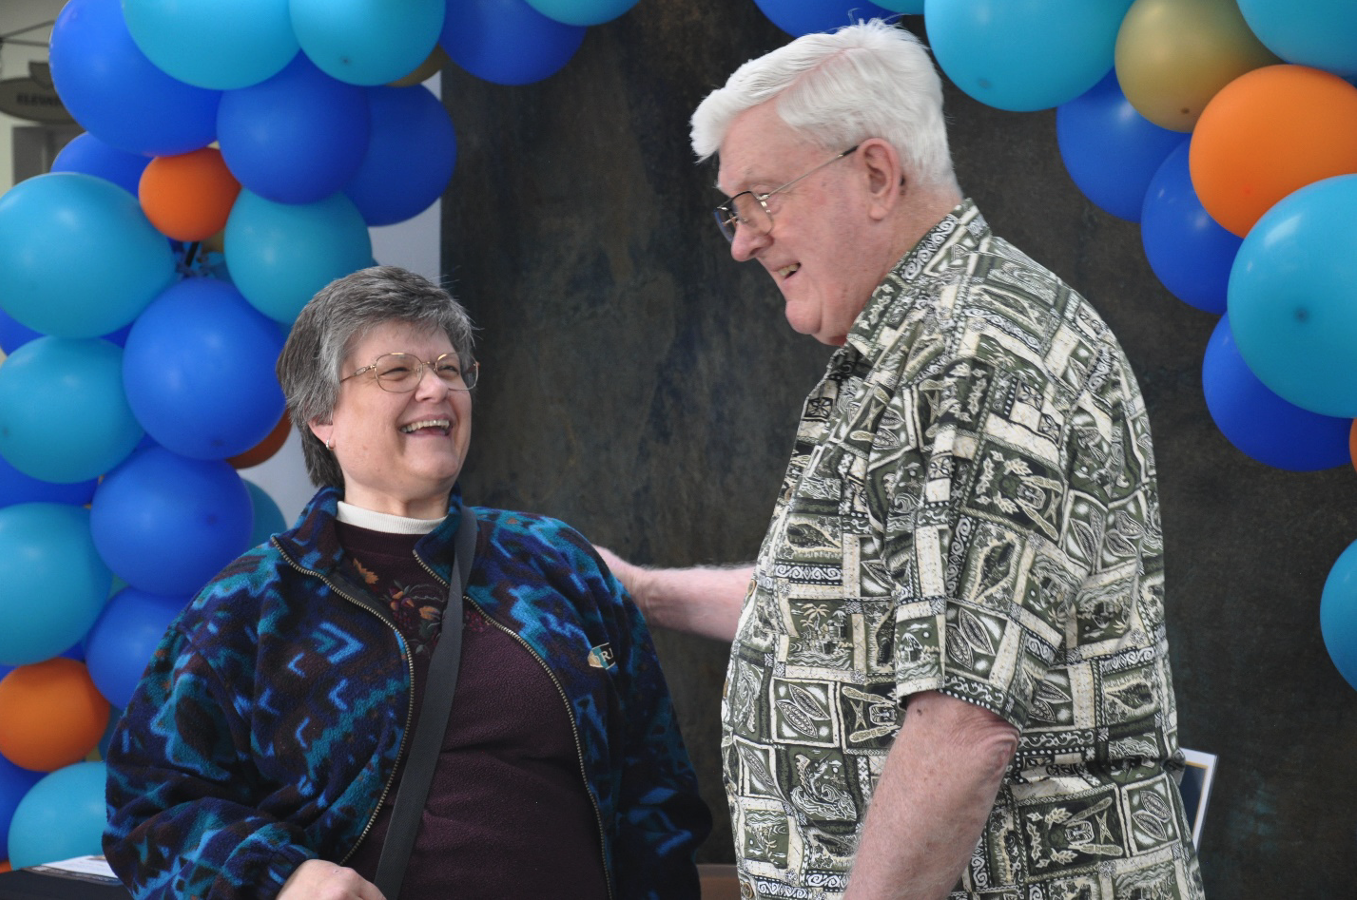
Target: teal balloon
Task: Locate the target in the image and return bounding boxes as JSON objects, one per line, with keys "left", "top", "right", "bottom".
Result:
{"left": 0, "top": 173, "right": 176, "bottom": 338}
{"left": 1228, "top": 174, "right": 1357, "bottom": 418}
{"left": 123, "top": 0, "right": 299, "bottom": 90}
{"left": 244, "top": 480, "right": 288, "bottom": 547}
{"left": 1322, "top": 538, "right": 1357, "bottom": 691}
{"left": 6, "top": 762, "right": 107, "bottom": 868}
{"left": 875, "top": 0, "right": 924, "bottom": 11}
{"left": 523, "top": 0, "right": 639, "bottom": 27}
{"left": 1238, "top": 0, "right": 1357, "bottom": 78}
{"left": 0, "top": 504, "right": 113, "bottom": 667}
{"left": 925, "top": 0, "right": 1134, "bottom": 112}
{"left": 290, "top": 0, "right": 445, "bottom": 86}
{"left": 224, "top": 189, "right": 373, "bottom": 324}
{"left": 0, "top": 337, "right": 144, "bottom": 484}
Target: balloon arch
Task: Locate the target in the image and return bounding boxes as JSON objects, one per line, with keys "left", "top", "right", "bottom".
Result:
{"left": 2, "top": 0, "right": 1357, "bottom": 871}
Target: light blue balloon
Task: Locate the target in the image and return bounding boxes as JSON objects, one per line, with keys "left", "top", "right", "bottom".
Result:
{"left": 1322, "top": 538, "right": 1357, "bottom": 691}
{"left": 1238, "top": 0, "right": 1357, "bottom": 78}
{"left": 0, "top": 504, "right": 113, "bottom": 667}
{"left": 244, "top": 479, "right": 288, "bottom": 547}
{"left": 290, "top": 0, "right": 444, "bottom": 86}
{"left": 224, "top": 189, "right": 373, "bottom": 323}
{"left": 0, "top": 337, "right": 144, "bottom": 484}
{"left": 6, "top": 762, "right": 108, "bottom": 868}
{"left": 523, "top": 0, "right": 638, "bottom": 27}
{"left": 924, "top": 0, "right": 1134, "bottom": 112}
{"left": 1228, "top": 174, "right": 1357, "bottom": 418}
{"left": 123, "top": 0, "right": 299, "bottom": 90}
{"left": 0, "top": 173, "right": 176, "bottom": 338}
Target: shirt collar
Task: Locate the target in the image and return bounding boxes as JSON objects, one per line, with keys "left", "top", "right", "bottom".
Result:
{"left": 840, "top": 198, "right": 987, "bottom": 368}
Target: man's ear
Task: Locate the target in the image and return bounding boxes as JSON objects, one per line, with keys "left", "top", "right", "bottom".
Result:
{"left": 860, "top": 139, "right": 905, "bottom": 220}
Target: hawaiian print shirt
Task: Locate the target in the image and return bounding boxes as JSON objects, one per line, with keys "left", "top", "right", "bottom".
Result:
{"left": 722, "top": 201, "right": 1205, "bottom": 899}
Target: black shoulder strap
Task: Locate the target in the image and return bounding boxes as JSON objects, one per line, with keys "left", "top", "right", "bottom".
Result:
{"left": 373, "top": 503, "right": 477, "bottom": 900}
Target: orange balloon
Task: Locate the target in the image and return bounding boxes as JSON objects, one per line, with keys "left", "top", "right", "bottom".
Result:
{"left": 1349, "top": 419, "right": 1357, "bottom": 475}
{"left": 228, "top": 411, "right": 293, "bottom": 469}
{"left": 1190, "top": 65, "right": 1357, "bottom": 237}
{"left": 139, "top": 147, "right": 241, "bottom": 242}
{"left": 1115, "top": 0, "right": 1278, "bottom": 133}
{"left": 0, "top": 658, "right": 110, "bottom": 772}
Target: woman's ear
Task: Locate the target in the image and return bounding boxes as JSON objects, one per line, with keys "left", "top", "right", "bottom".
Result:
{"left": 309, "top": 418, "right": 333, "bottom": 449}
{"left": 860, "top": 139, "right": 905, "bottom": 220}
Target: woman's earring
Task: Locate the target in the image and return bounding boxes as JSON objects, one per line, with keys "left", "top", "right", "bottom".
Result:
{"left": 326, "top": 437, "right": 335, "bottom": 451}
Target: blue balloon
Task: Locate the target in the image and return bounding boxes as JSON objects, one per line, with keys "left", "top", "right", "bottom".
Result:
{"left": 0, "top": 504, "right": 113, "bottom": 667}
{"left": 6, "top": 762, "right": 107, "bottom": 868}
{"left": 750, "top": 0, "right": 892, "bottom": 38}
{"left": 224, "top": 190, "right": 373, "bottom": 323}
{"left": 1228, "top": 174, "right": 1357, "bottom": 417}
{"left": 1238, "top": 0, "right": 1357, "bottom": 78}
{"left": 0, "top": 308, "right": 42, "bottom": 355}
{"left": 440, "top": 0, "right": 587, "bottom": 86}
{"left": 291, "top": 0, "right": 445, "bottom": 86}
{"left": 84, "top": 587, "right": 187, "bottom": 709}
{"left": 1322, "top": 538, "right": 1357, "bottom": 691}
{"left": 50, "top": 132, "right": 152, "bottom": 197}
{"left": 123, "top": 279, "right": 286, "bottom": 461}
{"left": 344, "top": 85, "right": 455, "bottom": 226}
{"left": 0, "top": 454, "right": 98, "bottom": 508}
{"left": 1056, "top": 72, "right": 1185, "bottom": 222}
{"left": 0, "top": 172, "right": 177, "bottom": 339}
{"left": 244, "top": 480, "right": 288, "bottom": 548}
{"left": 48, "top": 0, "right": 221, "bottom": 156}
{"left": 1141, "top": 141, "right": 1241, "bottom": 315}
{"left": 123, "top": 0, "right": 299, "bottom": 90}
{"left": 90, "top": 447, "right": 252, "bottom": 597}
{"left": 217, "top": 55, "right": 371, "bottom": 204}
{"left": 0, "top": 337, "right": 144, "bottom": 484}
{"left": 523, "top": 0, "right": 641, "bottom": 27}
{"left": 925, "top": 0, "right": 1133, "bottom": 112}
{"left": 875, "top": 0, "right": 924, "bottom": 11}
{"left": 1201, "top": 316, "right": 1351, "bottom": 471}
{"left": 0, "top": 755, "right": 43, "bottom": 855}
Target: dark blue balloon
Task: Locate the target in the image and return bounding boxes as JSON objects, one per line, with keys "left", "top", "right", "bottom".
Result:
{"left": 344, "top": 85, "right": 455, "bottom": 226}
{"left": 752, "top": 0, "right": 893, "bottom": 37}
{"left": 50, "top": 132, "right": 152, "bottom": 197}
{"left": 1056, "top": 71, "right": 1186, "bottom": 223}
{"left": 84, "top": 587, "right": 187, "bottom": 708}
{"left": 1201, "top": 315, "right": 1351, "bottom": 471}
{"left": 0, "top": 308, "right": 42, "bottom": 355}
{"left": 217, "top": 54, "right": 371, "bottom": 204}
{"left": 122, "top": 278, "right": 286, "bottom": 460}
{"left": 0, "top": 454, "right": 98, "bottom": 508}
{"left": 440, "top": 0, "right": 586, "bottom": 86}
{"left": 48, "top": 0, "right": 220, "bottom": 156}
{"left": 90, "top": 447, "right": 253, "bottom": 597}
{"left": 0, "top": 754, "right": 43, "bottom": 854}
{"left": 1141, "top": 141, "right": 1241, "bottom": 315}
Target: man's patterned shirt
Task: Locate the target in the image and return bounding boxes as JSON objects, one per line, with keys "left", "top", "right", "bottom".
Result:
{"left": 723, "top": 201, "right": 1205, "bottom": 900}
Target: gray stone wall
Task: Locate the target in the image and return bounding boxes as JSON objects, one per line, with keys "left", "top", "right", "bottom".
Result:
{"left": 442, "top": 6, "right": 1357, "bottom": 895}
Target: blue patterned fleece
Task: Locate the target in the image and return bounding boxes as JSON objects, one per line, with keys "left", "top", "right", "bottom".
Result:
{"left": 103, "top": 486, "right": 711, "bottom": 900}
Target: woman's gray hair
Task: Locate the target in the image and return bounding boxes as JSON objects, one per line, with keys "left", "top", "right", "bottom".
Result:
{"left": 690, "top": 18, "right": 958, "bottom": 193}
{"left": 276, "top": 265, "right": 476, "bottom": 490}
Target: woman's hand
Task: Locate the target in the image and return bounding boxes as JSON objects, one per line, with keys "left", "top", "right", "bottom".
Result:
{"left": 278, "top": 860, "right": 386, "bottom": 900}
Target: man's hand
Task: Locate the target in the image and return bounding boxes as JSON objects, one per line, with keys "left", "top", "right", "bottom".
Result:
{"left": 278, "top": 860, "right": 386, "bottom": 900}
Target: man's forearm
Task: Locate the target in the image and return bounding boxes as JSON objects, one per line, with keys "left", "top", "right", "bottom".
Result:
{"left": 844, "top": 691, "right": 1019, "bottom": 900}
{"left": 596, "top": 546, "right": 750, "bottom": 642}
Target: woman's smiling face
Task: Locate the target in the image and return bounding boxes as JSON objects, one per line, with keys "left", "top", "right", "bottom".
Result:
{"left": 310, "top": 321, "right": 473, "bottom": 519}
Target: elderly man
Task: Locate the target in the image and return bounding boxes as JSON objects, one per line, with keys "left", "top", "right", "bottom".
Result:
{"left": 599, "top": 19, "right": 1204, "bottom": 900}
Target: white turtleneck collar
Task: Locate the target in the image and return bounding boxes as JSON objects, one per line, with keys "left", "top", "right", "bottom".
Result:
{"left": 335, "top": 500, "right": 446, "bottom": 535}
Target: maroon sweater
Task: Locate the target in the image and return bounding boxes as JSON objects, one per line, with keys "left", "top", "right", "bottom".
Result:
{"left": 337, "top": 523, "right": 610, "bottom": 899}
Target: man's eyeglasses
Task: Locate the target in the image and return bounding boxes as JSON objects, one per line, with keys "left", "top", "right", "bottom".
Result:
{"left": 341, "top": 353, "right": 479, "bottom": 393}
{"left": 713, "top": 145, "right": 859, "bottom": 243}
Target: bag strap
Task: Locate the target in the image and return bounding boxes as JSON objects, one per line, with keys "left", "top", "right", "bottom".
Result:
{"left": 373, "top": 503, "right": 478, "bottom": 900}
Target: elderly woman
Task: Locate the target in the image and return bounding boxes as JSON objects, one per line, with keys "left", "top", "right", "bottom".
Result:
{"left": 103, "top": 266, "right": 710, "bottom": 900}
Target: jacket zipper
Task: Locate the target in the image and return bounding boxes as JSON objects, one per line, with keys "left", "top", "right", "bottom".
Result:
{"left": 273, "top": 538, "right": 417, "bottom": 866}
{"left": 464, "top": 595, "right": 616, "bottom": 900}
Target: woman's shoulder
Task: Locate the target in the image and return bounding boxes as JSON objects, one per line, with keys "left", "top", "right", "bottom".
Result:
{"left": 472, "top": 506, "right": 594, "bottom": 555}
